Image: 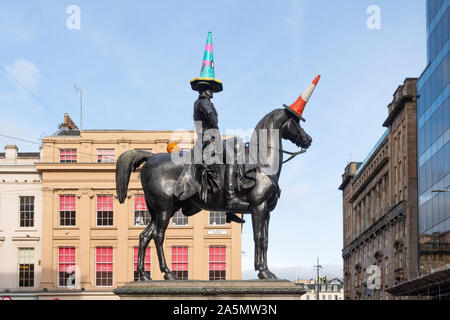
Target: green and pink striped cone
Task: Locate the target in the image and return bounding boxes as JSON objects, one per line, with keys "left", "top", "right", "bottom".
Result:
{"left": 190, "top": 32, "right": 223, "bottom": 93}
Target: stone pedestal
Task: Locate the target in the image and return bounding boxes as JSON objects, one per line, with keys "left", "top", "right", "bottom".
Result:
{"left": 113, "top": 280, "right": 305, "bottom": 300}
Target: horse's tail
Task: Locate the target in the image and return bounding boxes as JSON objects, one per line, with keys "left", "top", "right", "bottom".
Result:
{"left": 116, "top": 150, "right": 153, "bottom": 203}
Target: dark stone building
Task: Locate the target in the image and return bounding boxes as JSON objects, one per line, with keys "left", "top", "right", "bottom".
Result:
{"left": 340, "top": 78, "right": 419, "bottom": 300}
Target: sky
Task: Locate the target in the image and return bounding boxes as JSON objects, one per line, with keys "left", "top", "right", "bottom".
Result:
{"left": 0, "top": 0, "right": 427, "bottom": 280}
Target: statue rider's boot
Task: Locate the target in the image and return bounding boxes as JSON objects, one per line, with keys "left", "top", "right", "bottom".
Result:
{"left": 226, "top": 212, "right": 245, "bottom": 224}
{"left": 225, "top": 165, "right": 249, "bottom": 213}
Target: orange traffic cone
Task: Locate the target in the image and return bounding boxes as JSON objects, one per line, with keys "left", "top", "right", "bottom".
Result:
{"left": 167, "top": 142, "right": 179, "bottom": 153}
{"left": 284, "top": 75, "right": 320, "bottom": 121}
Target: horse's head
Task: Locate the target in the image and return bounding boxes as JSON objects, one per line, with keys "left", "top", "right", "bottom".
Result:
{"left": 280, "top": 111, "right": 312, "bottom": 149}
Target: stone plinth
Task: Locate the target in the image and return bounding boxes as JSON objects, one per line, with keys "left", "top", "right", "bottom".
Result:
{"left": 113, "top": 280, "right": 305, "bottom": 300}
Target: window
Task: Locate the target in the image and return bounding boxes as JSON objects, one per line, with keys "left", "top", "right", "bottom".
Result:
{"left": 328, "top": 295, "right": 331, "bottom": 300}
{"left": 18, "top": 248, "right": 34, "bottom": 287}
{"left": 19, "top": 196, "right": 34, "bottom": 227}
{"left": 306, "top": 295, "right": 310, "bottom": 300}
{"left": 172, "top": 246, "right": 188, "bottom": 280}
{"left": 58, "top": 247, "right": 76, "bottom": 287}
{"left": 171, "top": 210, "right": 188, "bottom": 226}
{"left": 133, "top": 247, "right": 151, "bottom": 281}
{"left": 95, "top": 247, "right": 113, "bottom": 286}
{"left": 209, "top": 211, "right": 226, "bottom": 226}
{"left": 96, "top": 195, "right": 113, "bottom": 226}
{"left": 209, "top": 246, "right": 226, "bottom": 280}
{"left": 59, "top": 149, "right": 77, "bottom": 163}
{"left": 134, "top": 195, "right": 151, "bottom": 226}
{"left": 59, "top": 195, "right": 76, "bottom": 226}
{"left": 335, "top": 295, "right": 338, "bottom": 300}
{"left": 322, "top": 295, "right": 326, "bottom": 300}
{"left": 97, "top": 149, "right": 115, "bottom": 163}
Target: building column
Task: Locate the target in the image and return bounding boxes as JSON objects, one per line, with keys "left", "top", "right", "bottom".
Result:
{"left": 377, "top": 183, "right": 381, "bottom": 220}
{"left": 115, "top": 194, "right": 129, "bottom": 286}
{"left": 230, "top": 214, "right": 242, "bottom": 280}
{"left": 78, "top": 190, "right": 92, "bottom": 289}
{"left": 40, "top": 188, "right": 55, "bottom": 289}
{"left": 382, "top": 175, "right": 387, "bottom": 215}
{"left": 192, "top": 212, "right": 205, "bottom": 280}
{"left": 362, "top": 197, "right": 366, "bottom": 232}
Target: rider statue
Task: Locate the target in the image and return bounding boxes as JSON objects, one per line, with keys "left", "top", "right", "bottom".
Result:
{"left": 174, "top": 32, "right": 246, "bottom": 224}
{"left": 193, "top": 86, "right": 248, "bottom": 215}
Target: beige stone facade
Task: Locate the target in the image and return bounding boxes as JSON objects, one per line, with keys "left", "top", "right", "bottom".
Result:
{"left": 295, "top": 278, "right": 344, "bottom": 300}
{"left": 36, "top": 115, "right": 242, "bottom": 299}
{"left": 339, "top": 78, "right": 419, "bottom": 300}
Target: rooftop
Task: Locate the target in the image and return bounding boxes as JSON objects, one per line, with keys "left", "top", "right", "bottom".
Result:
{"left": 354, "top": 130, "right": 388, "bottom": 178}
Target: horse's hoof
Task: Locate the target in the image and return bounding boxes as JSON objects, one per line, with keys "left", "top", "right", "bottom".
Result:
{"left": 164, "top": 272, "right": 178, "bottom": 281}
{"left": 258, "top": 269, "right": 278, "bottom": 280}
{"left": 139, "top": 272, "right": 152, "bottom": 281}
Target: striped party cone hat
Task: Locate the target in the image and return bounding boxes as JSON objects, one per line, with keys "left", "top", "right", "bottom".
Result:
{"left": 190, "top": 32, "right": 223, "bottom": 93}
{"left": 284, "top": 75, "right": 321, "bottom": 121}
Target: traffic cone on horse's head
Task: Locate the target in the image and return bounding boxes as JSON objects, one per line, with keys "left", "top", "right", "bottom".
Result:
{"left": 190, "top": 32, "right": 223, "bottom": 93}
{"left": 284, "top": 75, "right": 321, "bottom": 122}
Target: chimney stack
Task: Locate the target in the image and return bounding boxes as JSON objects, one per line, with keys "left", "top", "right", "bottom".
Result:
{"left": 5, "top": 145, "right": 18, "bottom": 163}
{"left": 60, "top": 113, "right": 79, "bottom": 130}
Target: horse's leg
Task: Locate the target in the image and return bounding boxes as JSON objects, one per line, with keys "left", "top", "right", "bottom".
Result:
{"left": 251, "top": 201, "right": 277, "bottom": 279}
{"left": 137, "top": 221, "right": 155, "bottom": 280}
{"left": 154, "top": 210, "right": 177, "bottom": 280}
{"left": 261, "top": 211, "right": 277, "bottom": 279}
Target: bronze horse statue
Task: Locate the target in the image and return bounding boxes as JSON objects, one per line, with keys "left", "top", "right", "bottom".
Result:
{"left": 116, "top": 107, "right": 312, "bottom": 280}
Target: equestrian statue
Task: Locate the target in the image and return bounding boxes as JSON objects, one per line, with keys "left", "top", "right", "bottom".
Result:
{"left": 116, "top": 32, "right": 319, "bottom": 280}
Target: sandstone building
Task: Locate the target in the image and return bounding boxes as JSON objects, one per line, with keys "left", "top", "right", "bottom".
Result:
{"left": 35, "top": 114, "right": 242, "bottom": 299}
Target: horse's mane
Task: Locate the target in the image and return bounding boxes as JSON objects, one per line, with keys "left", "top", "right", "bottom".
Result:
{"left": 254, "top": 108, "right": 285, "bottom": 131}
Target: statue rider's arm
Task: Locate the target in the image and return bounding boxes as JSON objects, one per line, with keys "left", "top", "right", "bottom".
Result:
{"left": 199, "top": 99, "right": 219, "bottom": 129}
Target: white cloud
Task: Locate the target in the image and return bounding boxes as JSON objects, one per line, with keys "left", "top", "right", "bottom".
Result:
{"left": 3, "top": 58, "right": 41, "bottom": 91}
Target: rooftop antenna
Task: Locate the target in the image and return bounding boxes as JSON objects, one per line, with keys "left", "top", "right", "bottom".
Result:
{"left": 74, "top": 85, "right": 86, "bottom": 130}
{"left": 314, "top": 257, "right": 322, "bottom": 300}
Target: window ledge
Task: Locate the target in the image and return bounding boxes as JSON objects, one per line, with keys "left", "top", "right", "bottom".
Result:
{"left": 169, "top": 225, "right": 193, "bottom": 229}
{"left": 15, "top": 229, "right": 38, "bottom": 233}
{"left": 11, "top": 236, "right": 40, "bottom": 242}
{"left": 204, "top": 225, "right": 229, "bottom": 229}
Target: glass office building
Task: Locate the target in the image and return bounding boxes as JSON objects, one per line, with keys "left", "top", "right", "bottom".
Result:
{"left": 417, "top": 0, "right": 449, "bottom": 276}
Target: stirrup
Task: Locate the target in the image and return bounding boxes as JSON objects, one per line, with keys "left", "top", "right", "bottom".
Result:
{"left": 225, "top": 197, "right": 249, "bottom": 211}
{"left": 226, "top": 213, "right": 245, "bottom": 224}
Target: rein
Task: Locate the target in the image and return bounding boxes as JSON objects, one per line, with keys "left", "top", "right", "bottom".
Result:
{"left": 246, "top": 142, "right": 307, "bottom": 164}
{"left": 281, "top": 148, "right": 307, "bottom": 164}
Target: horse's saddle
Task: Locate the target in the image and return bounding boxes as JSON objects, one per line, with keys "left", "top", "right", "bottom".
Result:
{"left": 174, "top": 138, "right": 257, "bottom": 201}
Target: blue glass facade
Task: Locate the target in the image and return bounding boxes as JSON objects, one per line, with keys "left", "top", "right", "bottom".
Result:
{"left": 417, "top": 0, "right": 449, "bottom": 275}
